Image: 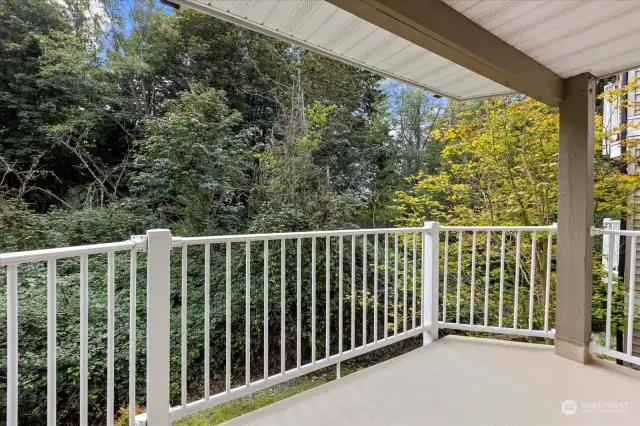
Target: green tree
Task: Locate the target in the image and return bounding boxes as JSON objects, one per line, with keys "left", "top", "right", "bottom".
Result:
{"left": 132, "top": 86, "right": 254, "bottom": 235}
{"left": 0, "top": 0, "right": 72, "bottom": 204}
{"left": 386, "top": 81, "right": 446, "bottom": 177}
{"left": 0, "top": 2, "right": 400, "bottom": 423}
{"left": 394, "top": 97, "right": 638, "bottom": 226}
{"left": 299, "top": 52, "right": 395, "bottom": 227}
{"left": 393, "top": 96, "right": 640, "bottom": 334}
{"left": 38, "top": 28, "right": 130, "bottom": 206}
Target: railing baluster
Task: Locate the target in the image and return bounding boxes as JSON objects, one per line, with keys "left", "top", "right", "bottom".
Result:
{"left": 412, "top": 233, "right": 416, "bottom": 331}
{"left": 311, "top": 237, "right": 316, "bottom": 364}
{"left": 456, "top": 231, "right": 462, "bottom": 324}
{"left": 297, "top": 238, "right": 302, "bottom": 369}
{"left": 326, "top": 237, "right": 330, "bottom": 359}
{"left": 226, "top": 242, "right": 231, "bottom": 393}
{"left": 205, "top": 244, "right": 211, "bottom": 398}
{"left": 403, "top": 233, "right": 408, "bottom": 332}
{"left": 394, "top": 233, "right": 399, "bottom": 336}
{"left": 47, "top": 260, "right": 57, "bottom": 426}
{"left": 375, "top": 234, "right": 379, "bottom": 341}
{"left": 7, "top": 264, "right": 18, "bottom": 426}
{"left": 513, "top": 231, "right": 521, "bottom": 329}
{"left": 280, "top": 239, "right": 286, "bottom": 374}
{"left": 128, "top": 252, "right": 136, "bottom": 426}
{"left": 605, "top": 232, "right": 615, "bottom": 350}
{"left": 470, "top": 231, "right": 476, "bottom": 325}
{"left": 498, "top": 231, "right": 506, "bottom": 328}
{"left": 421, "top": 230, "right": 426, "bottom": 330}
{"left": 337, "top": 238, "right": 343, "bottom": 377}
{"left": 107, "top": 252, "right": 115, "bottom": 426}
{"left": 627, "top": 236, "right": 637, "bottom": 356}
{"left": 443, "top": 231, "right": 449, "bottom": 323}
{"left": 339, "top": 236, "right": 344, "bottom": 356}
{"left": 484, "top": 232, "right": 490, "bottom": 327}
{"left": 181, "top": 245, "right": 188, "bottom": 407}
{"left": 245, "top": 242, "right": 250, "bottom": 386}
{"left": 80, "top": 254, "right": 88, "bottom": 426}
{"left": 363, "top": 234, "right": 368, "bottom": 345}
{"left": 351, "top": 235, "right": 356, "bottom": 350}
{"left": 384, "top": 233, "right": 389, "bottom": 339}
{"left": 263, "top": 240, "right": 269, "bottom": 380}
{"left": 528, "top": 232, "right": 537, "bottom": 330}
{"left": 544, "top": 231, "right": 553, "bottom": 332}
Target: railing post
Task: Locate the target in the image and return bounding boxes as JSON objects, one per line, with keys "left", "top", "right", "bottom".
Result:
{"left": 146, "top": 229, "right": 172, "bottom": 425}
{"left": 423, "top": 222, "right": 440, "bottom": 344}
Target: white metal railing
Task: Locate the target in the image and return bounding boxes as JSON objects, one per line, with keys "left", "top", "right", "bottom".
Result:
{"left": 438, "top": 224, "right": 556, "bottom": 339}
{"left": 165, "top": 226, "right": 433, "bottom": 422}
{"left": 0, "top": 237, "right": 144, "bottom": 426}
{"left": 154, "top": 223, "right": 557, "bottom": 423}
{"left": 591, "top": 226, "right": 640, "bottom": 367}
{"left": 1, "top": 223, "right": 556, "bottom": 425}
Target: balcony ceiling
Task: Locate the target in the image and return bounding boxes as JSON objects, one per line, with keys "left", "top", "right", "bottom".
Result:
{"left": 173, "top": 0, "right": 640, "bottom": 101}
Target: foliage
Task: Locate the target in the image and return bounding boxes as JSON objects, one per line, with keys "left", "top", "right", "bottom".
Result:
{"left": 394, "top": 96, "right": 640, "bottom": 227}
{"left": 0, "top": 0, "right": 73, "bottom": 203}
{"left": 0, "top": 200, "right": 149, "bottom": 424}
{"left": 114, "top": 405, "right": 145, "bottom": 426}
{"left": 599, "top": 76, "right": 640, "bottom": 159}
{"left": 3, "top": 0, "right": 637, "bottom": 424}
{"left": 394, "top": 98, "right": 560, "bottom": 226}
{"left": 597, "top": 77, "right": 640, "bottom": 219}
{"left": 132, "top": 86, "right": 254, "bottom": 235}
{"left": 38, "top": 28, "right": 132, "bottom": 206}
{"left": 0, "top": 1, "right": 399, "bottom": 423}
{"left": 253, "top": 101, "right": 366, "bottom": 231}
{"left": 256, "top": 101, "right": 337, "bottom": 206}
{"left": 385, "top": 81, "right": 447, "bottom": 176}
{"left": 298, "top": 53, "right": 396, "bottom": 226}
{"left": 393, "top": 96, "right": 640, "bottom": 334}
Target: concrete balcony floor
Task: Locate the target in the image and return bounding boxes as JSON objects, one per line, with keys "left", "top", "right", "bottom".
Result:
{"left": 221, "top": 335, "right": 640, "bottom": 426}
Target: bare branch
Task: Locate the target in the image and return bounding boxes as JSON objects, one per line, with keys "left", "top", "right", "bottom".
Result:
{"left": 0, "top": 155, "right": 74, "bottom": 209}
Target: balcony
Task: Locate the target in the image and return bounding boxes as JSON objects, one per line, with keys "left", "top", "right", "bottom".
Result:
{"left": 220, "top": 335, "right": 640, "bottom": 426}
{"left": 2, "top": 223, "right": 639, "bottom": 425}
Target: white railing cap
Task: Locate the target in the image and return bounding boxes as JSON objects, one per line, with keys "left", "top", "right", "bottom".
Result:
{"left": 0, "top": 239, "right": 137, "bottom": 266}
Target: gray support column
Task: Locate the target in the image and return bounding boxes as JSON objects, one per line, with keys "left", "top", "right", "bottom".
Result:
{"left": 555, "top": 73, "right": 596, "bottom": 363}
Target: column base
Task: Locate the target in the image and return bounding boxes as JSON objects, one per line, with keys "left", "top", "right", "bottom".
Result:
{"left": 555, "top": 339, "right": 591, "bottom": 364}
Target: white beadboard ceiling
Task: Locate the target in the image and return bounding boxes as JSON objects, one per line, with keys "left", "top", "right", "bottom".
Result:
{"left": 445, "top": 0, "right": 640, "bottom": 79}
{"left": 173, "top": 0, "right": 640, "bottom": 100}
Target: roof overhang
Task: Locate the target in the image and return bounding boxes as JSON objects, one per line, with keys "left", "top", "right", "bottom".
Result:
{"left": 328, "top": 0, "right": 563, "bottom": 105}
{"left": 171, "top": 0, "right": 640, "bottom": 106}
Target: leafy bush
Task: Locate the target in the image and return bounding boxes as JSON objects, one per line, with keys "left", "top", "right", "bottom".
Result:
{"left": 0, "top": 202, "right": 149, "bottom": 424}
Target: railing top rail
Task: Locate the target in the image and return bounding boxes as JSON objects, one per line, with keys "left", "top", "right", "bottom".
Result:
{"left": 440, "top": 225, "right": 556, "bottom": 232}
{"left": 0, "top": 240, "right": 137, "bottom": 266}
{"left": 0, "top": 224, "right": 560, "bottom": 264}
{"left": 591, "top": 226, "right": 640, "bottom": 237}
{"left": 175, "top": 225, "right": 557, "bottom": 246}
{"left": 175, "top": 227, "right": 426, "bottom": 246}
